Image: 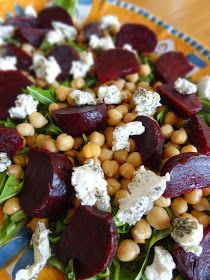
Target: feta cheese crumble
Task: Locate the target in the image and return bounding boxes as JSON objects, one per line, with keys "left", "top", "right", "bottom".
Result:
{"left": 174, "top": 78, "right": 197, "bottom": 94}
{"left": 133, "top": 87, "right": 161, "bottom": 117}
{"left": 32, "top": 54, "right": 61, "bottom": 84}
{"left": 112, "top": 121, "right": 145, "bottom": 151}
{"left": 46, "top": 21, "right": 77, "bottom": 44}
{"left": 9, "top": 94, "right": 38, "bottom": 119}
{"left": 0, "top": 56, "right": 17, "bottom": 71}
{"left": 71, "top": 90, "right": 97, "bottom": 106}
{"left": 24, "top": 5, "right": 37, "bottom": 17}
{"left": 15, "top": 222, "right": 51, "bottom": 280}
{"left": 145, "top": 246, "right": 176, "bottom": 280}
{"left": 98, "top": 85, "right": 123, "bottom": 104}
{"left": 0, "top": 25, "right": 15, "bottom": 46}
{"left": 171, "top": 217, "right": 203, "bottom": 256}
{"left": 100, "top": 15, "right": 120, "bottom": 30}
{"left": 123, "top": 44, "right": 137, "bottom": 54}
{"left": 71, "top": 160, "right": 110, "bottom": 211}
{"left": 89, "top": 34, "right": 115, "bottom": 50}
{"left": 70, "top": 51, "right": 94, "bottom": 79}
{"left": 117, "top": 166, "right": 170, "bottom": 225}
{"left": 0, "top": 152, "right": 11, "bottom": 172}
{"left": 198, "top": 75, "right": 210, "bottom": 100}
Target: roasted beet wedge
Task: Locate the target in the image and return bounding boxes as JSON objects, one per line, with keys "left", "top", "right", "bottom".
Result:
{"left": 15, "top": 27, "right": 48, "bottom": 47}
{"left": 0, "top": 70, "right": 32, "bottom": 119}
{"left": 37, "top": 6, "right": 73, "bottom": 29}
{"left": 56, "top": 206, "right": 118, "bottom": 279}
{"left": 0, "top": 128, "right": 23, "bottom": 158}
{"left": 172, "top": 228, "right": 210, "bottom": 280}
{"left": 5, "top": 16, "right": 38, "bottom": 28}
{"left": 94, "top": 49, "right": 140, "bottom": 83}
{"left": 2, "top": 43, "right": 32, "bottom": 72}
{"left": 132, "top": 116, "right": 164, "bottom": 171}
{"left": 83, "top": 22, "right": 103, "bottom": 42}
{"left": 185, "top": 115, "right": 210, "bottom": 155}
{"left": 47, "top": 45, "right": 79, "bottom": 81}
{"left": 116, "top": 23, "right": 157, "bottom": 53}
{"left": 52, "top": 104, "right": 106, "bottom": 137}
{"left": 20, "top": 148, "right": 73, "bottom": 218}
{"left": 161, "top": 153, "right": 210, "bottom": 198}
{"left": 157, "top": 84, "right": 202, "bottom": 118}
{"left": 155, "top": 51, "right": 193, "bottom": 83}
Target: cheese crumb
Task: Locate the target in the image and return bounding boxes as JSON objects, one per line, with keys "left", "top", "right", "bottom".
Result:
{"left": 98, "top": 85, "right": 123, "bottom": 104}
{"left": 0, "top": 56, "right": 17, "bottom": 71}
{"left": 24, "top": 5, "right": 37, "bottom": 17}
{"left": 112, "top": 121, "right": 145, "bottom": 151}
{"left": 198, "top": 75, "right": 210, "bottom": 100}
{"left": 145, "top": 246, "right": 176, "bottom": 280}
{"left": 133, "top": 87, "right": 161, "bottom": 117}
{"left": 100, "top": 15, "right": 120, "bottom": 30}
{"left": 46, "top": 21, "right": 77, "bottom": 44}
{"left": 71, "top": 90, "right": 97, "bottom": 106}
{"left": 0, "top": 153, "right": 11, "bottom": 172}
{"left": 70, "top": 51, "right": 94, "bottom": 79}
{"left": 174, "top": 78, "right": 197, "bottom": 94}
{"left": 89, "top": 34, "right": 115, "bottom": 50}
{"left": 117, "top": 166, "right": 170, "bottom": 225}
{"left": 0, "top": 25, "right": 15, "bottom": 46}
{"left": 71, "top": 160, "right": 110, "bottom": 211}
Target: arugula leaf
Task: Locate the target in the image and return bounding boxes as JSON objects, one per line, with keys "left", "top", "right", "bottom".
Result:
{"left": 68, "top": 40, "right": 85, "bottom": 52}
{"left": 6, "top": 37, "right": 22, "bottom": 47}
{"left": 54, "top": 0, "right": 78, "bottom": 14}
{"left": 0, "top": 172, "right": 7, "bottom": 193}
{"left": 67, "top": 259, "right": 76, "bottom": 280}
{"left": 84, "top": 76, "right": 97, "bottom": 89}
{"left": 40, "top": 39, "right": 52, "bottom": 52}
{"left": 0, "top": 175, "right": 23, "bottom": 204}
{"left": 0, "top": 117, "right": 16, "bottom": 128}
{"left": 44, "top": 114, "right": 63, "bottom": 136}
{"left": 48, "top": 256, "right": 66, "bottom": 273}
{"left": 155, "top": 106, "right": 168, "bottom": 125}
{"left": 26, "top": 86, "right": 57, "bottom": 105}
{"left": 114, "top": 216, "right": 130, "bottom": 235}
{"left": 200, "top": 97, "right": 210, "bottom": 107}
{"left": 199, "top": 97, "right": 210, "bottom": 126}
{"left": 82, "top": 133, "right": 88, "bottom": 144}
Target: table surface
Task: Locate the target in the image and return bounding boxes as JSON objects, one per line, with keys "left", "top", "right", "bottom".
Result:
{"left": 128, "top": 0, "right": 210, "bottom": 49}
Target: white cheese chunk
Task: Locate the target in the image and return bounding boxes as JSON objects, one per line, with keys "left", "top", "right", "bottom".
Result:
{"left": 32, "top": 54, "right": 61, "bottom": 84}
{"left": 89, "top": 34, "right": 115, "bottom": 50}
{"left": 71, "top": 160, "right": 110, "bottom": 211}
{"left": 112, "top": 121, "right": 145, "bottom": 151}
{"left": 98, "top": 85, "right": 123, "bottom": 104}
{"left": 9, "top": 94, "right": 38, "bottom": 119}
{"left": 0, "top": 56, "right": 17, "bottom": 71}
{"left": 24, "top": 5, "right": 37, "bottom": 17}
{"left": 174, "top": 78, "right": 197, "bottom": 94}
{"left": 46, "top": 21, "right": 77, "bottom": 44}
{"left": 71, "top": 89, "right": 97, "bottom": 106}
{"left": 123, "top": 44, "right": 137, "bottom": 54}
{"left": 145, "top": 246, "right": 176, "bottom": 280}
{"left": 0, "top": 152, "right": 11, "bottom": 172}
{"left": 0, "top": 25, "right": 15, "bottom": 46}
{"left": 15, "top": 222, "right": 51, "bottom": 280}
{"left": 171, "top": 217, "right": 203, "bottom": 256}
{"left": 100, "top": 15, "right": 120, "bottom": 30}
{"left": 70, "top": 51, "right": 94, "bottom": 79}
{"left": 198, "top": 75, "right": 210, "bottom": 100}
{"left": 133, "top": 87, "right": 161, "bottom": 117}
{"left": 117, "top": 166, "right": 170, "bottom": 225}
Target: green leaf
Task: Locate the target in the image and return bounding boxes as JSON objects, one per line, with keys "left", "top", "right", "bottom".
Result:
{"left": 200, "top": 97, "right": 210, "bottom": 107}
{"left": 54, "top": 0, "right": 78, "bottom": 14}
{"left": 48, "top": 256, "right": 66, "bottom": 273}
{"left": 40, "top": 39, "right": 52, "bottom": 52}
{"left": 44, "top": 114, "right": 63, "bottom": 136}
{"left": 114, "top": 216, "right": 130, "bottom": 235}
{"left": 66, "top": 259, "right": 76, "bottom": 280}
{"left": 68, "top": 40, "right": 85, "bottom": 52}
{"left": 82, "top": 133, "right": 88, "bottom": 144}
{"left": 112, "top": 259, "right": 121, "bottom": 280}
{"left": 26, "top": 86, "right": 57, "bottom": 105}
{"left": 84, "top": 76, "right": 97, "bottom": 89}
{"left": 0, "top": 175, "right": 23, "bottom": 204}
{"left": 155, "top": 106, "right": 168, "bottom": 125}
{"left": 0, "top": 172, "right": 7, "bottom": 193}
{"left": 6, "top": 37, "right": 21, "bottom": 47}
{"left": 0, "top": 117, "right": 16, "bottom": 128}
{"left": 97, "top": 267, "right": 110, "bottom": 278}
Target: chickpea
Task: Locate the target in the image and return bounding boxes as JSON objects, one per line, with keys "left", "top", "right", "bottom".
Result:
{"left": 3, "top": 197, "right": 21, "bottom": 216}
{"left": 65, "top": 149, "right": 79, "bottom": 159}
{"left": 181, "top": 213, "right": 198, "bottom": 222}
{"left": 129, "top": 139, "right": 136, "bottom": 153}
{"left": 29, "top": 112, "right": 48, "bottom": 128}
{"left": 153, "top": 81, "right": 162, "bottom": 91}
{"left": 13, "top": 154, "right": 28, "bottom": 167}
{"left": 131, "top": 219, "right": 152, "bottom": 244}
{"left": 81, "top": 142, "right": 101, "bottom": 159}
{"left": 181, "top": 145, "right": 198, "bottom": 153}
{"left": 203, "top": 187, "right": 210, "bottom": 196}
{"left": 107, "top": 109, "right": 123, "bottom": 126}
{"left": 164, "top": 111, "right": 178, "bottom": 125}
{"left": 139, "top": 64, "right": 151, "bottom": 76}
{"left": 192, "top": 197, "right": 210, "bottom": 211}
{"left": 120, "top": 178, "right": 130, "bottom": 190}
{"left": 36, "top": 134, "right": 51, "bottom": 149}
{"left": 77, "top": 151, "right": 86, "bottom": 164}
{"left": 160, "top": 124, "right": 174, "bottom": 139}
{"left": 99, "top": 148, "right": 113, "bottom": 162}
{"left": 117, "top": 239, "right": 140, "bottom": 262}
{"left": 137, "top": 81, "right": 150, "bottom": 90}
{"left": 56, "top": 134, "right": 74, "bottom": 152}
{"left": 154, "top": 196, "right": 171, "bottom": 207}
{"left": 104, "top": 127, "right": 114, "bottom": 148}
{"left": 89, "top": 131, "right": 105, "bottom": 147}
{"left": 107, "top": 178, "right": 121, "bottom": 196}
{"left": 113, "top": 149, "right": 128, "bottom": 164}
{"left": 16, "top": 123, "right": 34, "bottom": 136}
{"left": 171, "top": 129, "right": 188, "bottom": 145}
{"left": 43, "top": 139, "right": 58, "bottom": 153}
{"left": 48, "top": 103, "right": 60, "bottom": 114}
{"left": 71, "top": 77, "right": 85, "bottom": 89}
{"left": 7, "top": 164, "right": 23, "bottom": 179}
{"left": 163, "top": 146, "right": 180, "bottom": 159}
{"left": 27, "top": 218, "right": 48, "bottom": 232}
{"left": 122, "top": 90, "right": 132, "bottom": 102}
{"left": 123, "top": 112, "right": 136, "bottom": 123}
{"left": 73, "top": 137, "right": 83, "bottom": 150}
{"left": 171, "top": 197, "right": 188, "bottom": 216}
{"left": 191, "top": 210, "right": 210, "bottom": 228}
{"left": 126, "top": 152, "right": 142, "bottom": 168}
{"left": 119, "top": 163, "right": 135, "bottom": 179}
{"left": 55, "top": 85, "right": 71, "bottom": 101}
{"left": 113, "top": 189, "right": 130, "bottom": 206}
{"left": 116, "top": 104, "right": 129, "bottom": 116}
{"left": 146, "top": 206, "right": 170, "bottom": 230}
{"left": 184, "top": 189, "right": 202, "bottom": 205}
{"left": 124, "top": 82, "right": 136, "bottom": 93}
{"left": 26, "top": 135, "right": 37, "bottom": 147}
{"left": 102, "top": 160, "right": 119, "bottom": 177}
{"left": 164, "top": 142, "right": 180, "bottom": 149}
{"left": 126, "top": 73, "right": 139, "bottom": 83}
{"left": 114, "top": 79, "right": 126, "bottom": 90}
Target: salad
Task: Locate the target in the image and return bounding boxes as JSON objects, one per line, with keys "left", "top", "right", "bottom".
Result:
{"left": 0, "top": 1, "right": 209, "bottom": 280}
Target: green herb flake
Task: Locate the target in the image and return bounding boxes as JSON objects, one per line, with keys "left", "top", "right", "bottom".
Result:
{"left": 0, "top": 117, "right": 16, "bottom": 128}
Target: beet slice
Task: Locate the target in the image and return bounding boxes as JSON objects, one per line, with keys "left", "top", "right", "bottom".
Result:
{"left": 20, "top": 148, "right": 73, "bottom": 218}
{"left": 56, "top": 206, "right": 118, "bottom": 279}
{"left": 47, "top": 45, "right": 79, "bottom": 81}
{"left": 94, "top": 49, "right": 140, "bottom": 83}
{"left": 172, "top": 228, "right": 210, "bottom": 280}
{"left": 0, "top": 70, "right": 32, "bottom": 119}
{"left": 157, "top": 84, "right": 202, "bottom": 118}
{"left": 132, "top": 116, "right": 164, "bottom": 171}
{"left": 37, "top": 6, "right": 73, "bottom": 29}
{"left": 155, "top": 51, "right": 193, "bottom": 83}
{"left": 0, "top": 128, "right": 23, "bottom": 158}
{"left": 116, "top": 23, "right": 157, "bottom": 53}
{"left": 83, "top": 22, "right": 103, "bottom": 42}
{"left": 15, "top": 27, "right": 48, "bottom": 47}
{"left": 2, "top": 43, "right": 32, "bottom": 72}
{"left": 52, "top": 104, "right": 107, "bottom": 137}
{"left": 185, "top": 115, "right": 210, "bottom": 155}
{"left": 161, "top": 153, "right": 210, "bottom": 198}
{"left": 5, "top": 16, "right": 38, "bottom": 28}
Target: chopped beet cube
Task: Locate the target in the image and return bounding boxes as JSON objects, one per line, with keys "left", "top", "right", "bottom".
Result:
{"left": 15, "top": 27, "right": 48, "bottom": 47}
{"left": 5, "top": 16, "right": 38, "bottom": 28}
{"left": 0, "top": 128, "right": 23, "bottom": 158}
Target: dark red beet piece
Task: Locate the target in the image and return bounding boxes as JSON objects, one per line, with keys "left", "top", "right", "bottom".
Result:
{"left": 0, "top": 70, "right": 32, "bottom": 119}
{"left": 56, "top": 206, "right": 118, "bottom": 279}
{"left": 161, "top": 153, "right": 210, "bottom": 198}
{"left": 5, "top": 16, "right": 38, "bottom": 28}
{"left": 94, "top": 49, "right": 140, "bottom": 83}
{"left": 2, "top": 43, "right": 32, "bottom": 72}
{"left": 83, "top": 22, "right": 103, "bottom": 42}
{"left": 0, "top": 128, "right": 23, "bottom": 158}
{"left": 116, "top": 23, "right": 157, "bottom": 53}
{"left": 20, "top": 148, "right": 73, "bottom": 218}
{"left": 132, "top": 116, "right": 164, "bottom": 171}
{"left": 172, "top": 227, "right": 210, "bottom": 280}
{"left": 15, "top": 27, "right": 48, "bottom": 47}
{"left": 157, "top": 84, "right": 202, "bottom": 118}
{"left": 185, "top": 115, "right": 210, "bottom": 155}
{"left": 37, "top": 6, "right": 73, "bottom": 29}
{"left": 52, "top": 104, "right": 107, "bottom": 137}
{"left": 155, "top": 51, "right": 193, "bottom": 83}
{"left": 47, "top": 45, "right": 79, "bottom": 81}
